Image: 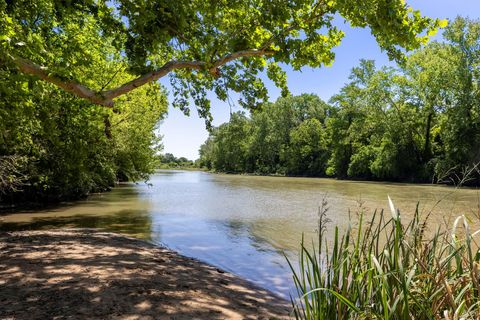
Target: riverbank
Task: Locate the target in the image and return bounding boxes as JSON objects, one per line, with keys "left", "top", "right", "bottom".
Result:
{"left": 156, "top": 166, "right": 207, "bottom": 171}
{"left": 0, "top": 229, "right": 290, "bottom": 320}
{"left": 200, "top": 168, "right": 480, "bottom": 187}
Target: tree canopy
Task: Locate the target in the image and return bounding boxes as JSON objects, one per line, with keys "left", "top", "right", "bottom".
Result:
{"left": 1, "top": 0, "right": 446, "bottom": 126}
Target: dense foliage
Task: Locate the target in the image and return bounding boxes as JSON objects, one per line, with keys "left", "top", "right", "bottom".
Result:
{"left": 199, "top": 18, "right": 480, "bottom": 185}
{"left": 0, "top": 69, "right": 167, "bottom": 204}
{"left": 0, "top": 15, "right": 167, "bottom": 204}
{"left": 1, "top": 0, "right": 444, "bottom": 125}
{"left": 0, "top": 1, "right": 172, "bottom": 205}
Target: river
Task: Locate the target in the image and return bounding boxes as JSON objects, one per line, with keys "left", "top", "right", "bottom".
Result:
{"left": 1, "top": 170, "right": 479, "bottom": 297}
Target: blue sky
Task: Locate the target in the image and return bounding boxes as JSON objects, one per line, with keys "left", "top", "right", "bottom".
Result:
{"left": 159, "top": 0, "right": 480, "bottom": 160}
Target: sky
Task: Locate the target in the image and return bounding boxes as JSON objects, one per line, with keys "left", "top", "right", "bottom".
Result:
{"left": 159, "top": 0, "right": 480, "bottom": 160}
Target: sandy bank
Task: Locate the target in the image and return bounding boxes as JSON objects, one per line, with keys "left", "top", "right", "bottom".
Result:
{"left": 0, "top": 229, "right": 290, "bottom": 319}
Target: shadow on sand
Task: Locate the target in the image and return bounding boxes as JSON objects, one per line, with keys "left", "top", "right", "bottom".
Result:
{"left": 0, "top": 229, "right": 290, "bottom": 320}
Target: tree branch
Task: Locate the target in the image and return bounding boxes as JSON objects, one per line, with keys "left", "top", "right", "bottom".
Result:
{"left": 209, "top": 49, "right": 275, "bottom": 71}
{"left": 12, "top": 56, "right": 111, "bottom": 106}
{"left": 102, "top": 60, "right": 205, "bottom": 101}
{"left": 9, "top": 49, "right": 275, "bottom": 106}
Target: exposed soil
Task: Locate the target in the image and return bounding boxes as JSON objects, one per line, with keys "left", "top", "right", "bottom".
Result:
{"left": 0, "top": 229, "right": 290, "bottom": 319}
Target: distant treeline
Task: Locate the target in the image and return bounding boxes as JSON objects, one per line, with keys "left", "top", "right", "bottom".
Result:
{"left": 157, "top": 153, "right": 195, "bottom": 169}
{"left": 198, "top": 18, "right": 480, "bottom": 185}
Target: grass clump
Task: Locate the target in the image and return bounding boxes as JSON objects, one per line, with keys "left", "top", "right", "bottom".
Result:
{"left": 287, "top": 197, "right": 480, "bottom": 319}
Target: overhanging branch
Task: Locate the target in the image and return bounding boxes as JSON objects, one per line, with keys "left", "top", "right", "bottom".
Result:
{"left": 102, "top": 60, "right": 205, "bottom": 102}
{"left": 9, "top": 49, "right": 275, "bottom": 106}
{"left": 12, "top": 56, "right": 110, "bottom": 106}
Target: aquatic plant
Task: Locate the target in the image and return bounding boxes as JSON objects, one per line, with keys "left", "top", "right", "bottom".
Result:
{"left": 287, "top": 197, "right": 480, "bottom": 319}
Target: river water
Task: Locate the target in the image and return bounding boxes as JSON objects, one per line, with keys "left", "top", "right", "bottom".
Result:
{"left": 1, "top": 170, "right": 479, "bottom": 297}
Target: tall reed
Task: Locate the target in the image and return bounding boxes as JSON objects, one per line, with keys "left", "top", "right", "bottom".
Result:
{"left": 287, "top": 197, "right": 480, "bottom": 319}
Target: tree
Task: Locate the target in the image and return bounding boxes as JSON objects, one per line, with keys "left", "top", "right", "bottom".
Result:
{"left": 198, "top": 136, "right": 216, "bottom": 170}
{"left": 246, "top": 94, "right": 330, "bottom": 173}
{"left": 429, "top": 17, "right": 480, "bottom": 183}
{"left": 1, "top": 0, "right": 445, "bottom": 125}
{"left": 112, "top": 83, "right": 167, "bottom": 182}
{"left": 0, "top": 15, "right": 167, "bottom": 203}
{"left": 161, "top": 153, "right": 178, "bottom": 164}
{"left": 326, "top": 81, "right": 366, "bottom": 178}
{"left": 286, "top": 118, "right": 328, "bottom": 176}
{"left": 211, "top": 112, "right": 251, "bottom": 173}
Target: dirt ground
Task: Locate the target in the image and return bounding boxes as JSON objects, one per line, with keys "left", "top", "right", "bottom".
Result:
{"left": 0, "top": 229, "right": 290, "bottom": 319}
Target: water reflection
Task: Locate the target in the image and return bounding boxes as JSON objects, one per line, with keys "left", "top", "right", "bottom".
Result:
{"left": 0, "top": 210, "right": 154, "bottom": 240}
{"left": 0, "top": 185, "right": 156, "bottom": 240}
{"left": 1, "top": 170, "right": 479, "bottom": 298}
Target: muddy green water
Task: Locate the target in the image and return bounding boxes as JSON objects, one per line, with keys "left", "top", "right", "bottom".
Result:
{"left": 1, "top": 170, "right": 479, "bottom": 297}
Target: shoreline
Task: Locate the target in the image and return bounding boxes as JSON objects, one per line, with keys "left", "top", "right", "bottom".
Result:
{"left": 195, "top": 170, "right": 480, "bottom": 190}
{"left": 0, "top": 229, "right": 290, "bottom": 319}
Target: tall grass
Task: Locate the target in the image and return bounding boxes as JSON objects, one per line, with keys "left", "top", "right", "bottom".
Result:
{"left": 287, "top": 197, "right": 480, "bottom": 319}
